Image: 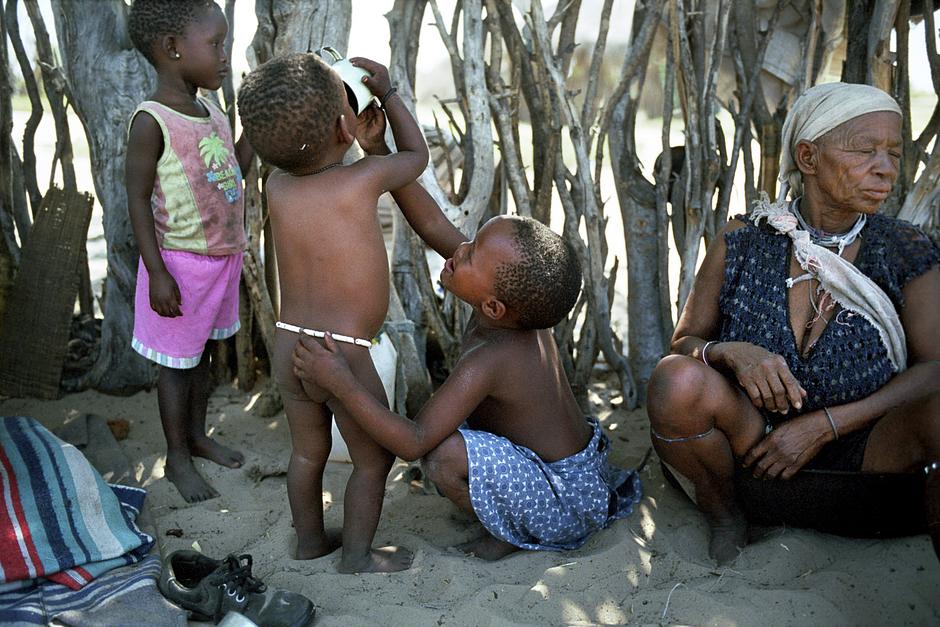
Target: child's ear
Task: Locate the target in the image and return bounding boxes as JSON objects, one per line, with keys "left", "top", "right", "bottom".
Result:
{"left": 160, "top": 35, "right": 180, "bottom": 60}
{"left": 480, "top": 297, "right": 507, "bottom": 322}
{"left": 337, "top": 114, "right": 354, "bottom": 146}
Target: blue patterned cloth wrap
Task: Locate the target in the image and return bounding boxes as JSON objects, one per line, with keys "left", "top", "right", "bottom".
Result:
{"left": 459, "top": 416, "right": 642, "bottom": 551}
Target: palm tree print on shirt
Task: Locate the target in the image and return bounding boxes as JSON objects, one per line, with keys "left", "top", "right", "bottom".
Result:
{"left": 199, "top": 132, "right": 231, "bottom": 169}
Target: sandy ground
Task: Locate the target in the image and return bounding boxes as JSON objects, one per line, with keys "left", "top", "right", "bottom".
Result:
{"left": 2, "top": 378, "right": 938, "bottom": 626}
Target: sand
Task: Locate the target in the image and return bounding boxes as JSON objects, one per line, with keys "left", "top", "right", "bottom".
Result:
{"left": 1, "top": 380, "right": 938, "bottom": 626}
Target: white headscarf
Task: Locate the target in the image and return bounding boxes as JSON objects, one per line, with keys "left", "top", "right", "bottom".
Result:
{"left": 779, "top": 82, "right": 901, "bottom": 196}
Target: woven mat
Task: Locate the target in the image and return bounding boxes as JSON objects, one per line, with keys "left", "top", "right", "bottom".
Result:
{"left": 0, "top": 187, "right": 93, "bottom": 398}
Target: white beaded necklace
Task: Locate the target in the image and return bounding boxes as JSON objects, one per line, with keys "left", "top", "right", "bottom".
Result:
{"left": 791, "top": 199, "right": 867, "bottom": 256}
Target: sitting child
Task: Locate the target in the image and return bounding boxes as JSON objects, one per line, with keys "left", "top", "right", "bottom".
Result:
{"left": 236, "top": 54, "right": 428, "bottom": 573}
{"left": 291, "top": 184, "right": 642, "bottom": 559}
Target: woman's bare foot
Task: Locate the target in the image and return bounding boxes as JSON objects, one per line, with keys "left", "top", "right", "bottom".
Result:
{"left": 191, "top": 434, "right": 244, "bottom": 468}
{"left": 164, "top": 453, "right": 219, "bottom": 503}
{"left": 456, "top": 534, "right": 520, "bottom": 561}
{"left": 337, "top": 546, "right": 414, "bottom": 573}
{"left": 292, "top": 530, "right": 342, "bottom": 560}
{"left": 708, "top": 517, "right": 747, "bottom": 566}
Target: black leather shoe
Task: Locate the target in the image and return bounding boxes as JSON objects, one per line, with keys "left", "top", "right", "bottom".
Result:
{"left": 158, "top": 551, "right": 315, "bottom": 626}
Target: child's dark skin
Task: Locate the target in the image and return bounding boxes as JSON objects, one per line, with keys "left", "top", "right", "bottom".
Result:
{"left": 291, "top": 174, "right": 591, "bottom": 559}
{"left": 125, "top": 3, "right": 253, "bottom": 503}
{"left": 265, "top": 58, "right": 430, "bottom": 573}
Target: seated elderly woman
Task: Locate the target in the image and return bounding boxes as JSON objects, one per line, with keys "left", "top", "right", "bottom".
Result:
{"left": 647, "top": 82, "right": 940, "bottom": 565}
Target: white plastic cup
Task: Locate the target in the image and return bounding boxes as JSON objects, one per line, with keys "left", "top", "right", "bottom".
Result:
{"left": 316, "top": 47, "right": 373, "bottom": 115}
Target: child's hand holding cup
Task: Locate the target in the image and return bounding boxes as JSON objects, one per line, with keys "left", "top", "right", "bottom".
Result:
{"left": 349, "top": 57, "right": 394, "bottom": 104}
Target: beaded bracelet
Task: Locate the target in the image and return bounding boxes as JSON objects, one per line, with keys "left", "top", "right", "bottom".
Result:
{"left": 823, "top": 407, "right": 840, "bottom": 440}
{"left": 379, "top": 86, "right": 398, "bottom": 109}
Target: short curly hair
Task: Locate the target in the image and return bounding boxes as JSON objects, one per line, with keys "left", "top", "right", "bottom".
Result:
{"left": 494, "top": 217, "right": 582, "bottom": 330}
{"left": 128, "top": 0, "right": 217, "bottom": 65}
{"left": 237, "top": 53, "right": 345, "bottom": 173}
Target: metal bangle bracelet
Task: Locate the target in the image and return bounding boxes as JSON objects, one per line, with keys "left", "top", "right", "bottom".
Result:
{"left": 823, "top": 407, "right": 840, "bottom": 440}
{"left": 701, "top": 340, "right": 717, "bottom": 368}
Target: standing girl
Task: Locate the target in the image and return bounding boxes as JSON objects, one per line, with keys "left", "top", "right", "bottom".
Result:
{"left": 125, "top": 0, "right": 253, "bottom": 502}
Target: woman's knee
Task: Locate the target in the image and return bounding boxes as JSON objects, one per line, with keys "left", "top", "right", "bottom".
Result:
{"left": 647, "top": 355, "right": 711, "bottom": 419}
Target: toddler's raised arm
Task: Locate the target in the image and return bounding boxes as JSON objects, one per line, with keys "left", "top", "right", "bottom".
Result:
{"left": 356, "top": 108, "right": 464, "bottom": 259}
{"left": 350, "top": 57, "right": 429, "bottom": 193}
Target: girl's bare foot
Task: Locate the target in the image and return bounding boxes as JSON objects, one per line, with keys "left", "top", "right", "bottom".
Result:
{"left": 708, "top": 517, "right": 747, "bottom": 566}
{"left": 292, "top": 530, "right": 342, "bottom": 560}
{"left": 337, "top": 546, "right": 414, "bottom": 573}
{"left": 191, "top": 434, "right": 245, "bottom": 468}
{"left": 456, "top": 534, "right": 520, "bottom": 561}
{"left": 164, "top": 453, "right": 219, "bottom": 503}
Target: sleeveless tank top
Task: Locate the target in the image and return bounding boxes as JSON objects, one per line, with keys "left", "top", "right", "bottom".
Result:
{"left": 719, "top": 213, "right": 939, "bottom": 422}
{"left": 131, "top": 98, "right": 246, "bottom": 255}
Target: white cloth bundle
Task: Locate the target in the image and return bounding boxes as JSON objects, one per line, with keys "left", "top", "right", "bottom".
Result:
{"left": 751, "top": 195, "right": 907, "bottom": 372}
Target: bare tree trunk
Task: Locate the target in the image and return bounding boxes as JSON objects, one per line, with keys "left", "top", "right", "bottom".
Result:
{"left": 842, "top": 0, "right": 901, "bottom": 85}
{"left": 249, "top": 0, "right": 350, "bottom": 66}
{"left": 51, "top": 0, "right": 156, "bottom": 393}
{"left": 387, "top": 0, "right": 495, "bottom": 376}
{"left": 607, "top": 0, "right": 667, "bottom": 404}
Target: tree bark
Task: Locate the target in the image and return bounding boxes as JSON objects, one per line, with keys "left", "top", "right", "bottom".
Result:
{"left": 250, "top": 0, "right": 351, "bottom": 66}
{"left": 51, "top": 0, "right": 156, "bottom": 393}
{"left": 608, "top": 0, "right": 667, "bottom": 405}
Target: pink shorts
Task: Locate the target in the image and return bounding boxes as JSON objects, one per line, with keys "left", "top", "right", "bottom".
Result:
{"left": 132, "top": 249, "right": 242, "bottom": 369}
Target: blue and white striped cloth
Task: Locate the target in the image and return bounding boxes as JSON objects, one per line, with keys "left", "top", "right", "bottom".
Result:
{"left": 0, "top": 554, "right": 163, "bottom": 625}
{"left": 0, "top": 416, "right": 154, "bottom": 593}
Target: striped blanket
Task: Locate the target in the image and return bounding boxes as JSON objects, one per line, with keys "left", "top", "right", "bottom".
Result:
{"left": 0, "top": 416, "right": 154, "bottom": 593}
{"left": 0, "top": 554, "right": 164, "bottom": 625}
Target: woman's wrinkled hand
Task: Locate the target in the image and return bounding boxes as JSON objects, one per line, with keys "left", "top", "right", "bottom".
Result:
{"left": 355, "top": 102, "right": 389, "bottom": 155}
{"left": 743, "top": 411, "right": 832, "bottom": 479}
{"left": 716, "top": 341, "right": 806, "bottom": 413}
{"left": 292, "top": 333, "right": 354, "bottom": 396}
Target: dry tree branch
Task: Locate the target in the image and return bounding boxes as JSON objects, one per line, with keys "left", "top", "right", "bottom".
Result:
{"left": 699, "top": 0, "right": 731, "bottom": 243}
{"left": 24, "top": 0, "right": 94, "bottom": 316}
{"left": 925, "top": 0, "right": 940, "bottom": 93}
{"left": 606, "top": 0, "right": 667, "bottom": 400}
{"left": 579, "top": 0, "right": 614, "bottom": 136}
{"left": 428, "top": 0, "right": 468, "bottom": 126}
{"left": 655, "top": 14, "right": 677, "bottom": 350}
{"left": 411, "top": 0, "right": 494, "bottom": 238}
{"left": 4, "top": 0, "right": 42, "bottom": 218}
{"left": 24, "top": 0, "right": 75, "bottom": 192}
{"left": 671, "top": 0, "right": 704, "bottom": 312}
{"left": 0, "top": 4, "right": 28, "bottom": 260}
{"left": 483, "top": 0, "right": 532, "bottom": 217}
{"left": 527, "top": 0, "right": 637, "bottom": 408}
{"left": 800, "top": 0, "right": 823, "bottom": 92}
{"left": 714, "top": 0, "right": 783, "bottom": 230}
{"left": 594, "top": 0, "right": 662, "bottom": 183}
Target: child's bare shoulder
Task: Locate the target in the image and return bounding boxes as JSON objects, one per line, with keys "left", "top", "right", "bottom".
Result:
{"left": 458, "top": 329, "right": 536, "bottom": 369}
{"left": 265, "top": 167, "right": 358, "bottom": 206}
